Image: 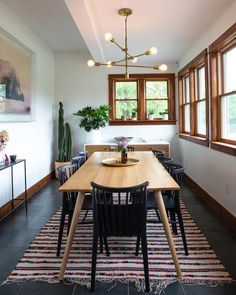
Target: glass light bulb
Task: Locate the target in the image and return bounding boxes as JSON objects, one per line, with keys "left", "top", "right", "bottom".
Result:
{"left": 106, "top": 61, "right": 112, "bottom": 67}
{"left": 159, "top": 64, "right": 168, "bottom": 71}
{"left": 104, "top": 32, "right": 113, "bottom": 41}
{"left": 87, "top": 60, "right": 95, "bottom": 67}
{"left": 149, "top": 47, "right": 158, "bottom": 55}
{"left": 132, "top": 57, "right": 138, "bottom": 63}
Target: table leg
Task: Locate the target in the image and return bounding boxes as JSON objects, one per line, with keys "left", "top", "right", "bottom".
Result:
{"left": 155, "top": 190, "right": 182, "bottom": 278}
{"left": 59, "top": 192, "right": 85, "bottom": 281}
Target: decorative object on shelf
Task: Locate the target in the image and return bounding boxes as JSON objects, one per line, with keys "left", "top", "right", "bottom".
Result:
{"left": 87, "top": 8, "right": 167, "bottom": 79}
{"left": 148, "top": 108, "right": 156, "bottom": 120}
{"left": 0, "top": 129, "right": 9, "bottom": 165}
{"left": 73, "top": 105, "right": 111, "bottom": 132}
{"left": 10, "top": 154, "right": 17, "bottom": 162}
{"left": 159, "top": 109, "right": 169, "bottom": 120}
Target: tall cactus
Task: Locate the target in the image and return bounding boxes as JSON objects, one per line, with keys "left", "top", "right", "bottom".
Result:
{"left": 64, "top": 122, "right": 72, "bottom": 161}
{"left": 58, "top": 102, "right": 72, "bottom": 162}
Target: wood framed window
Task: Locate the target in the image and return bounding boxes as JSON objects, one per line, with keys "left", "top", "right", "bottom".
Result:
{"left": 108, "top": 74, "right": 176, "bottom": 125}
{"left": 178, "top": 49, "right": 209, "bottom": 146}
{"left": 209, "top": 23, "right": 236, "bottom": 156}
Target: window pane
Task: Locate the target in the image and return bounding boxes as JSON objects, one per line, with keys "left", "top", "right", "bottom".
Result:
{"left": 116, "top": 101, "right": 137, "bottom": 119}
{"left": 197, "top": 101, "right": 206, "bottom": 135}
{"left": 223, "top": 47, "right": 236, "bottom": 93}
{"left": 221, "top": 94, "right": 236, "bottom": 140}
{"left": 115, "top": 82, "right": 137, "bottom": 99}
{"left": 146, "top": 81, "right": 168, "bottom": 99}
{"left": 146, "top": 100, "right": 168, "bottom": 118}
{"left": 198, "top": 67, "right": 205, "bottom": 100}
{"left": 184, "top": 76, "right": 190, "bottom": 103}
{"left": 184, "top": 105, "right": 190, "bottom": 132}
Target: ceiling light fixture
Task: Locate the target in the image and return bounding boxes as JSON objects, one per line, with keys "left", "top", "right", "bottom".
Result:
{"left": 87, "top": 8, "right": 167, "bottom": 79}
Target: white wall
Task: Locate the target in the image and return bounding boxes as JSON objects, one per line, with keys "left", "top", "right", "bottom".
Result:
{"left": 55, "top": 51, "right": 179, "bottom": 160}
{"left": 0, "top": 2, "right": 55, "bottom": 207}
{"left": 178, "top": 1, "right": 236, "bottom": 216}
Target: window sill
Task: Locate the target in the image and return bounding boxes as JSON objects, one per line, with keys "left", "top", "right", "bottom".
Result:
{"left": 109, "top": 120, "right": 176, "bottom": 126}
{"left": 211, "top": 142, "right": 236, "bottom": 156}
{"left": 179, "top": 133, "right": 209, "bottom": 147}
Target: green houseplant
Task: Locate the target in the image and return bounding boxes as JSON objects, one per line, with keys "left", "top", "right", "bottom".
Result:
{"left": 73, "top": 105, "right": 110, "bottom": 132}
{"left": 159, "top": 109, "right": 169, "bottom": 120}
{"left": 57, "top": 101, "right": 72, "bottom": 162}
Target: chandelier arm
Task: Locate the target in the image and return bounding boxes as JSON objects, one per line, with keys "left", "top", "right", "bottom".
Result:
{"left": 112, "top": 40, "right": 125, "bottom": 51}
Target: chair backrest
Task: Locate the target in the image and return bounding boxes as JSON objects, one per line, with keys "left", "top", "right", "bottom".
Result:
{"left": 71, "top": 155, "right": 85, "bottom": 169}
{"left": 109, "top": 146, "right": 118, "bottom": 152}
{"left": 159, "top": 157, "right": 174, "bottom": 171}
{"left": 127, "top": 146, "right": 135, "bottom": 151}
{"left": 152, "top": 149, "right": 165, "bottom": 159}
{"left": 57, "top": 163, "right": 77, "bottom": 185}
{"left": 91, "top": 181, "right": 149, "bottom": 237}
{"left": 57, "top": 163, "right": 78, "bottom": 212}
{"left": 168, "top": 163, "right": 184, "bottom": 186}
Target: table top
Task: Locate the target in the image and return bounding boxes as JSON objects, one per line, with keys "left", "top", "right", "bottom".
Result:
{"left": 59, "top": 151, "right": 179, "bottom": 192}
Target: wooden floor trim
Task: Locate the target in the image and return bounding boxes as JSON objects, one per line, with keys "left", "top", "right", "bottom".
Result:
{"left": 184, "top": 173, "right": 236, "bottom": 233}
{"left": 0, "top": 172, "right": 54, "bottom": 220}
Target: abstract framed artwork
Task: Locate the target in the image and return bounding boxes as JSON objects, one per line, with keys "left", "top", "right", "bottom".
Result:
{"left": 0, "top": 28, "right": 34, "bottom": 121}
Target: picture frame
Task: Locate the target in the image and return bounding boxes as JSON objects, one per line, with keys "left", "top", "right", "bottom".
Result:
{"left": 0, "top": 27, "right": 35, "bottom": 122}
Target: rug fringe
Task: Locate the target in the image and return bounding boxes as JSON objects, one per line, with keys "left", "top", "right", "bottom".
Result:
{"left": 1, "top": 277, "right": 234, "bottom": 294}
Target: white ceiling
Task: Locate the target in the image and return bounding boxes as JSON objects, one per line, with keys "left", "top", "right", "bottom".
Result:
{"left": 1, "top": 0, "right": 234, "bottom": 65}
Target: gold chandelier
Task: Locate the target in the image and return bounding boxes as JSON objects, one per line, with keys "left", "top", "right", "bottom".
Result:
{"left": 87, "top": 8, "right": 167, "bottom": 79}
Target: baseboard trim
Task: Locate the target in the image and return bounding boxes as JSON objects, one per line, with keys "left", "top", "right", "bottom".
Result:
{"left": 184, "top": 173, "right": 236, "bottom": 233}
{"left": 0, "top": 172, "right": 54, "bottom": 220}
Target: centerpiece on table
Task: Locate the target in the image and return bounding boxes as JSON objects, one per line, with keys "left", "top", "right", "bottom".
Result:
{"left": 0, "top": 130, "right": 9, "bottom": 165}
{"left": 117, "top": 138, "right": 128, "bottom": 164}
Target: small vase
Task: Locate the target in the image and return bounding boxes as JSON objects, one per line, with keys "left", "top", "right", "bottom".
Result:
{"left": 0, "top": 150, "right": 5, "bottom": 166}
{"left": 121, "top": 150, "right": 128, "bottom": 164}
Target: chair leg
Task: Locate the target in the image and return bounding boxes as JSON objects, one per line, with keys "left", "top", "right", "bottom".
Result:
{"left": 103, "top": 235, "right": 110, "bottom": 257}
{"left": 99, "top": 235, "right": 103, "bottom": 253}
{"left": 169, "top": 210, "right": 178, "bottom": 234}
{"left": 81, "top": 209, "right": 89, "bottom": 223}
{"left": 176, "top": 207, "right": 189, "bottom": 256}
{"left": 141, "top": 233, "right": 150, "bottom": 293}
{"left": 91, "top": 234, "right": 98, "bottom": 291}
{"left": 57, "top": 212, "right": 66, "bottom": 257}
{"left": 135, "top": 236, "right": 140, "bottom": 256}
{"left": 155, "top": 208, "right": 161, "bottom": 222}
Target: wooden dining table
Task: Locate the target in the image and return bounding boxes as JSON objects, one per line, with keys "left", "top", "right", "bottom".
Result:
{"left": 58, "top": 151, "right": 181, "bottom": 280}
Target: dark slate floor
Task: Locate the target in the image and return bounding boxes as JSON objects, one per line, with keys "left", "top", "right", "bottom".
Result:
{"left": 0, "top": 179, "right": 236, "bottom": 294}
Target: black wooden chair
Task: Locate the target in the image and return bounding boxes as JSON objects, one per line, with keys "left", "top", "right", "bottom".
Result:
{"left": 159, "top": 156, "right": 174, "bottom": 171}
{"left": 147, "top": 163, "right": 188, "bottom": 255}
{"left": 90, "top": 181, "right": 150, "bottom": 293}
{"left": 56, "top": 163, "right": 92, "bottom": 257}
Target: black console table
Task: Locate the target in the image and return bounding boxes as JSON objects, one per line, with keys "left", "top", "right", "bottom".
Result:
{"left": 0, "top": 159, "right": 27, "bottom": 214}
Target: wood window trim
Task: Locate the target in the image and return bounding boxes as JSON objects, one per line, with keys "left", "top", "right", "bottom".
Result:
{"left": 209, "top": 23, "right": 236, "bottom": 156}
{"left": 178, "top": 49, "right": 209, "bottom": 145}
{"left": 108, "top": 73, "right": 176, "bottom": 125}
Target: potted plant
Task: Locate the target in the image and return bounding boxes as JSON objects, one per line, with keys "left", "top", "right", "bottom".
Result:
{"left": 131, "top": 108, "right": 137, "bottom": 120}
{"left": 159, "top": 109, "right": 169, "bottom": 120}
{"left": 55, "top": 101, "right": 72, "bottom": 177}
{"left": 73, "top": 105, "right": 110, "bottom": 132}
{"left": 148, "top": 108, "right": 156, "bottom": 120}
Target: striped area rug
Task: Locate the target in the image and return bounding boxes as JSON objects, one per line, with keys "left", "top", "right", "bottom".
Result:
{"left": 4, "top": 201, "right": 232, "bottom": 293}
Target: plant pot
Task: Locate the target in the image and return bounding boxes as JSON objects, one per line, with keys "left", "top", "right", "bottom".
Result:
{"left": 162, "top": 114, "right": 168, "bottom": 120}
{"left": 149, "top": 115, "right": 154, "bottom": 120}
